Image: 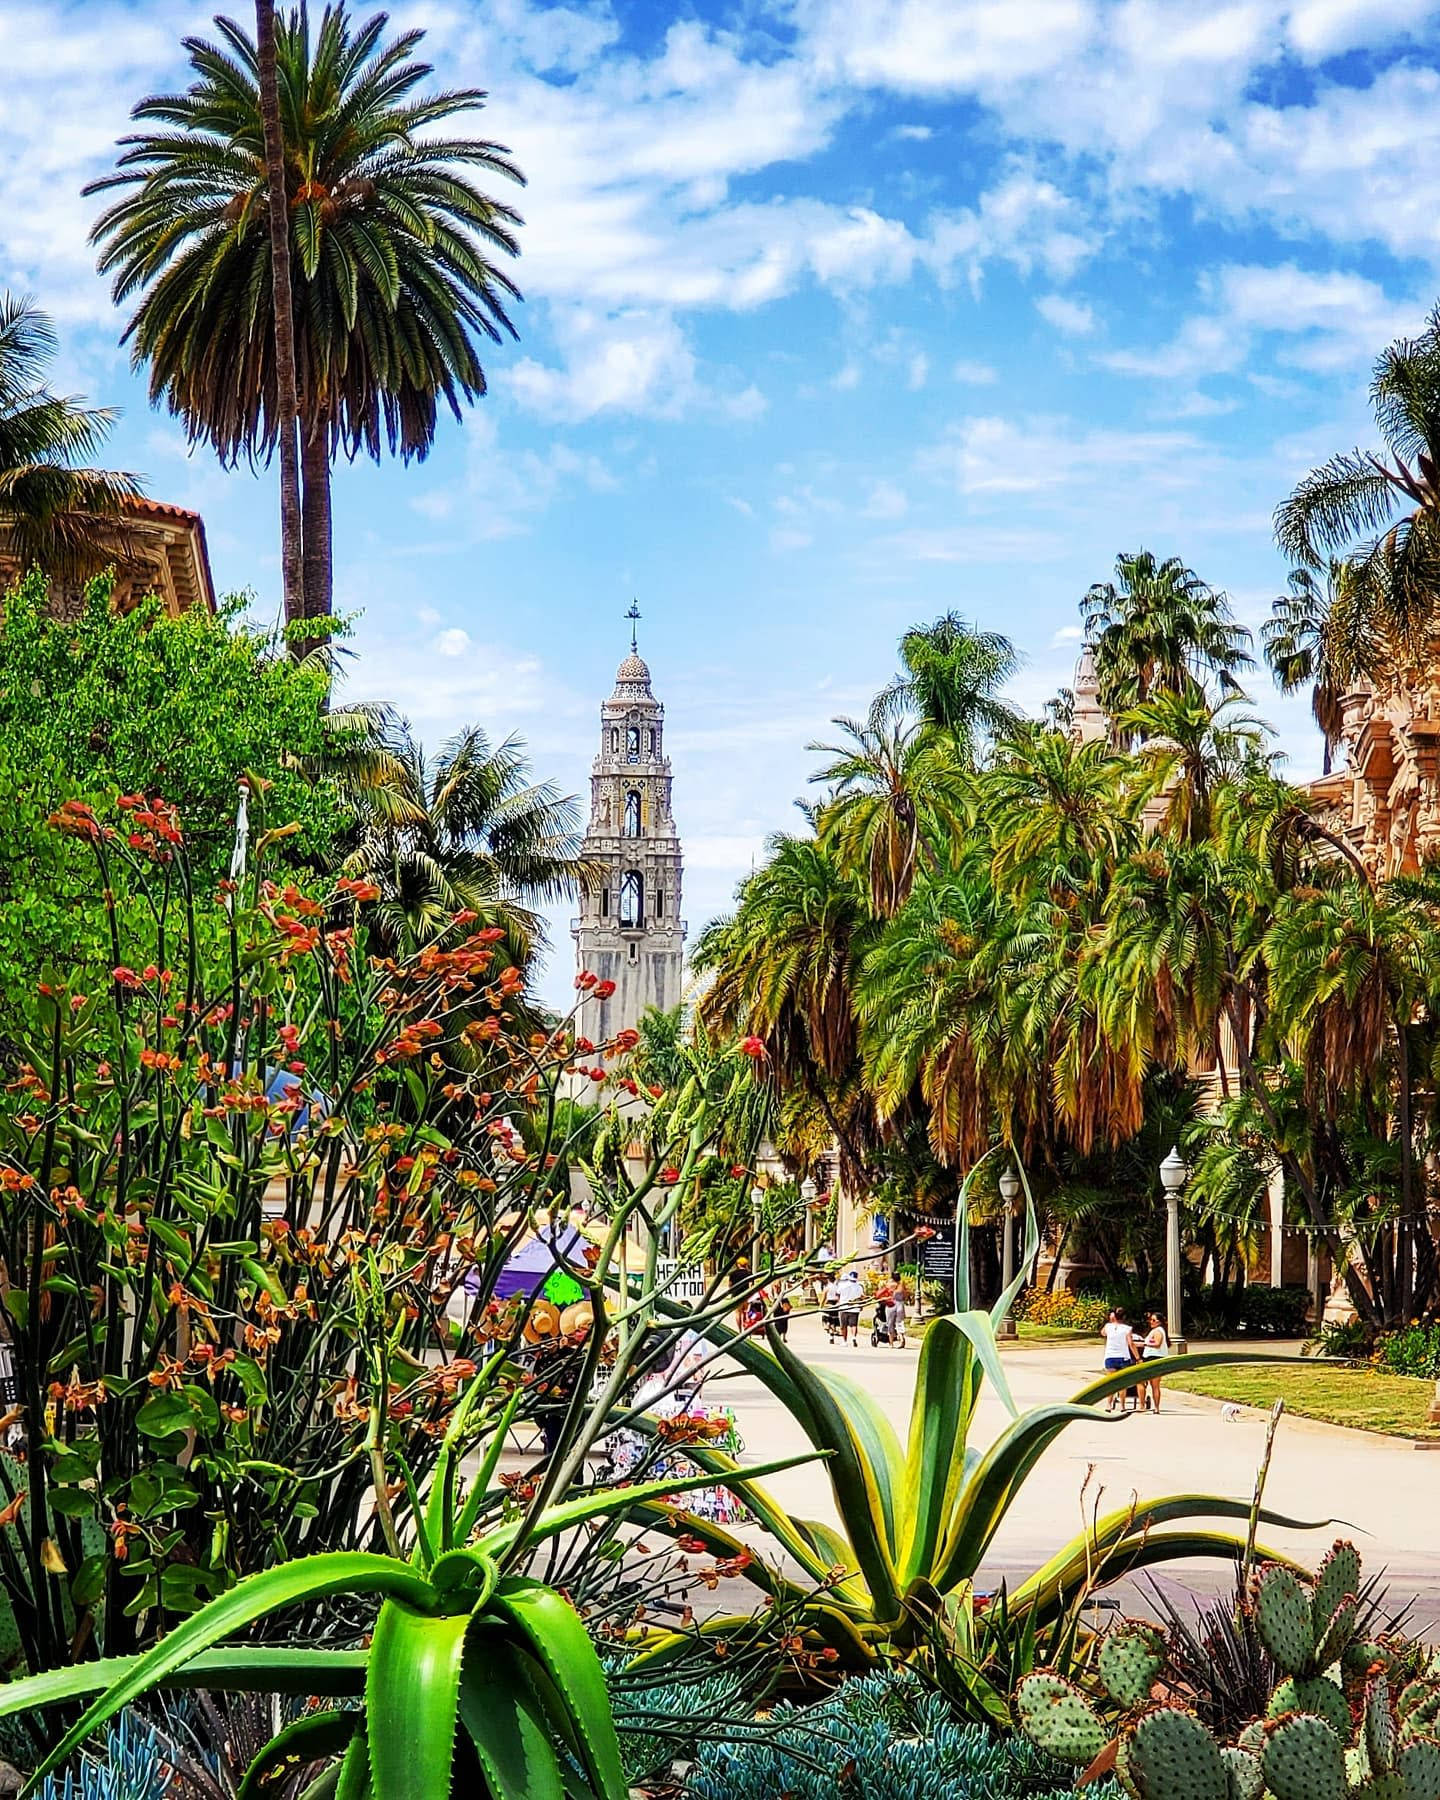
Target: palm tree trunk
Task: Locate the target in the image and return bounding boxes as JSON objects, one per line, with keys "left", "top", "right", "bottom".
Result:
{"left": 256, "top": 0, "right": 304, "bottom": 641}
{"left": 301, "top": 421, "right": 332, "bottom": 625}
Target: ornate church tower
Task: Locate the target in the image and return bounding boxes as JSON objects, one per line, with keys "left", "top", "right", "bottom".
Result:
{"left": 573, "top": 608, "right": 685, "bottom": 1042}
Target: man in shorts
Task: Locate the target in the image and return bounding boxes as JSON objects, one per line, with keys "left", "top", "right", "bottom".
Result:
{"left": 834, "top": 1267, "right": 865, "bottom": 1346}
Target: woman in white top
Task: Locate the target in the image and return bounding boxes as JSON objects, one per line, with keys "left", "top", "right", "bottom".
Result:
{"left": 1099, "top": 1308, "right": 1139, "bottom": 1412}
{"left": 1140, "top": 1311, "right": 1170, "bottom": 1413}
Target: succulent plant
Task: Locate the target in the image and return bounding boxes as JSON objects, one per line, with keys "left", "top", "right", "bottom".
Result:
{"left": 1263, "top": 1711, "right": 1350, "bottom": 1800}
{"left": 1013, "top": 1671, "right": 1109, "bottom": 1767}
{"left": 1098, "top": 1624, "right": 1166, "bottom": 1709}
{"left": 1116, "top": 1706, "right": 1232, "bottom": 1800}
{"left": 1253, "top": 1544, "right": 1362, "bottom": 1739}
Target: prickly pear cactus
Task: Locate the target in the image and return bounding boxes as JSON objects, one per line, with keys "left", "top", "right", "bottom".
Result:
{"left": 1397, "top": 1736, "right": 1440, "bottom": 1800}
{"left": 1252, "top": 1565, "right": 1315, "bottom": 1676}
{"left": 1269, "top": 1673, "right": 1351, "bottom": 1739}
{"left": 1013, "top": 1671, "right": 1108, "bottom": 1767}
{"left": 1400, "top": 1682, "right": 1440, "bottom": 1742}
{"left": 1117, "top": 1706, "right": 1229, "bottom": 1800}
{"left": 1313, "top": 1541, "right": 1363, "bottom": 1634}
{"left": 1368, "top": 1675, "right": 1399, "bottom": 1777}
{"left": 1220, "top": 1745, "right": 1264, "bottom": 1800}
{"left": 1262, "top": 1713, "right": 1349, "bottom": 1800}
{"left": 1099, "top": 1623, "right": 1165, "bottom": 1709}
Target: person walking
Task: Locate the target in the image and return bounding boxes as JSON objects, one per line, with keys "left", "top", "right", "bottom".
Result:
{"left": 887, "top": 1285, "right": 908, "bottom": 1348}
{"left": 835, "top": 1267, "right": 865, "bottom": 1347}
{"left": 1100, "top": 1307, "right": 1140, "bottom": 1412}
{"left": 1140, "top": 1311, "right": 1169, "bottom": 1413}
{"left": 821, "top": 1275, "right": 841, "bottom": 1340}
{"left": 771, "top": 1289, "right": 792, "bottom": 1341}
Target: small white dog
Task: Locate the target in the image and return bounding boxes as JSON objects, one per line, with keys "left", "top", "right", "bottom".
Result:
{"left": 1220, "top": 1402, "right": 1245, "bottom": 1422}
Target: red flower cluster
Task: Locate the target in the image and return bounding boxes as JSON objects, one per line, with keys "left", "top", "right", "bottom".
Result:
{"left": 118, "top": 793, "right": 183, "bottom": 854}
{"left": 739, "top": 1036, "right": 767, "bottom": 1059}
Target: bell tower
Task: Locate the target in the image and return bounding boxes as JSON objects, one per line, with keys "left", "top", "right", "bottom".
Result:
{"left": 573, "top": 607, "right": 685, "bottom": 1042}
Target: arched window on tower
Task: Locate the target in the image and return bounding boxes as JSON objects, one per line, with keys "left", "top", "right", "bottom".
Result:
{"left": 619, "top": 870, "right": 644, "bottom": 928}
{"left": 610, "top": 727, "right": 619, "bottom": 754}
{"left": 648, "top": 727, "right": 657, "bottom": 753}
{"left": 626, "top": 725, "right": 641, "bottom": 763}
{"left": 623, "top": 790, "right": 641, "bottom": 837}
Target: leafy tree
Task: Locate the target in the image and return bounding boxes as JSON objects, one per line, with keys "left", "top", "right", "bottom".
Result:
{"left": 0, "top": 295, "right": 144, "bottom": 580}
{"left": 87, "top": 4, "right": 524, "bottom": 625}
{"left": 1275, "top": 307, "right": 1440, "bottom": 662}
{"left": 1081, "top": 550, "right": 1253, "bottom": 724}
{"left": 333, "top": 717, "right": 589, "bottom": 960}
{"left": 0, "top": 569, "right": 339, "bottom": 1028}
{"left": 1262, "top": 559, "right": 1371, "bottom": 774}
{"left": 875, "top": 611, "right": 1021, "bottom": 760}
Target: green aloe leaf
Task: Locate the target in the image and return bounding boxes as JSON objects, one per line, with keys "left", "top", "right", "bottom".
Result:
{"left": 0, "top": 1647, "right": 368, "bottom": 1717}
{"left": 488, "top": 1578, "right": 628, "bottom": 1800}
{"left": 334, "top": 1733, "right": 372, "bottom": 1800}
{"left": 237, "top": 1710, "right": 359, "bottom": 1800}
{"left": 763, "top": 1325, "right": 903, "bottom": 1619}
{"left": 1014, "top": 1529, "right": 1307, "bottom": 1618}
{"left": 479, "top": 1449, "right": 822, "bottom": 1560}
{"left": 16, "top": 1553, "right": 431, "bottom": 1793}
{"left": 458, "top": 1633, "right": 566, "bottom": 1800}
{"left": 1071, "top": 1350, "right": 1285, "bottom": 1407}
{"left": 366, "top": 1599, "right": 471, "bottom": 1800}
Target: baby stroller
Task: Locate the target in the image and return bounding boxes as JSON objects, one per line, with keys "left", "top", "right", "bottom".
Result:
{"left": 870, "top": 1297, "right": 889, "bottom": 1347}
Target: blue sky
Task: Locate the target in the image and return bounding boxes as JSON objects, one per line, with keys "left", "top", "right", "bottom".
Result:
{"left": 6, "top": 0, "right": 1440, "bottom": 1001}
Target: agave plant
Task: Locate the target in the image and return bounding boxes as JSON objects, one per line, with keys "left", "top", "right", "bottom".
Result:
{"left": 0, "top": 1363, "right": 812, "bottom": 1800}
{"left": 630, "top": 1151, "right": 1321, "bottom": 1665}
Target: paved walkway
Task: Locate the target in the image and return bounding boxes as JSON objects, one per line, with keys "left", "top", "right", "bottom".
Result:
{"left": 707, "top": 1316, "right": 1440, "bottom": 1633}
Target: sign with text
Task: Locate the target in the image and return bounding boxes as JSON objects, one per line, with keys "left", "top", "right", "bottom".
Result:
{"left": 654, "top": 1256, "right": 708, "bottom": 1306}
{"left": 918, "top": 1221, "right": 957, "bottom": 1285}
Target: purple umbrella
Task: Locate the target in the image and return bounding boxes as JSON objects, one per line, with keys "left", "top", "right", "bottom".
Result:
{"left": 478, "top": 1224, "right": 592, "bottom": 1299}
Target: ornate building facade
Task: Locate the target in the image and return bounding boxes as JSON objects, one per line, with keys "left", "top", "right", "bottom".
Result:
{"left": 572, "top": 624, "right": 685, "bottom": 1042}
{"left": 1306, "top": 674, "right": 1440, "bottom": 879}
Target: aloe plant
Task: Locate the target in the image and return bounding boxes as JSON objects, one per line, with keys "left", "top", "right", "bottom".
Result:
{"left": 631, "top": 1151, "right": 1322, "bottom": 1661}
{"left": 0, "top": 1365, "right": 813, "bottom": 1800}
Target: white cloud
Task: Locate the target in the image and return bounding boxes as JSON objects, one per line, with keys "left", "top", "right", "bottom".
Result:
{"left": 921, "top": 413, "right": 1206, "bottom": 496}
{"left": 833, "top": 362, "right": 862, "bottom": 390}
{"left": 434, "top": 628, "right": 473, "bottom": 658}
{"left": 1035, "top": 293, "right": 1096, "bottom": 336}
{"left": 863, "top": 480, "right": 909, "bottom": 518}
{"left": 797, "top": 0, "right": 1093, "bottom": 93}
{"left": 892, "top": 122, "right": 935, "bottom": 140}
{"left": 907, "top": 352, "right": 930, "bottom": 389}
{"left": 770, "top": 526, "right": 814, "bottom": 551}
{"left": 506, "top": 307, "right": 699, "bottom": 420}
{"left": 1051, "top": 622, "right": 1084, "bottom": 645}
{"left": 953, "top": 359, "right": 999, "bottom": 384}
{"left": 1104, "top": 263, "right": 1424, "bottom": 382}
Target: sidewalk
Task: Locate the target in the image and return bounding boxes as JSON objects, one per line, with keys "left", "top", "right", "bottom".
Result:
{"left": 708, "top": 1314, "right": 1440, "bottom": 1632}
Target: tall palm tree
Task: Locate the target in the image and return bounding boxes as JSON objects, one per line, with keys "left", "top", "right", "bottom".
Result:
{"left": 1081, "top": 550, "right": 1253, "bottom": 724}
{"left": 255, "top": 0, "right": 304, "bottom": 627}
{"left": 809, "top": 708, "right": 969, "bottom": 917}
{"left": 87, "top": 5, "right": 524, "bottom": 625}
{"left": 1117, "top": 689, "right": 1272, "bottom": 844}
{"left": 1275, "top": 308, "right": 1440, "bottom": 662}
{"left": 336, "top": 720, "right": 590, "bottom": 960}
{"left": 875, "top": 611, "right": 1021, "bottom": 761}
{"left": 0, "top": 295, "right": 145, "bottom": 580}
{"left": 1261, "top": 561, "right": 1368, "bottom": 773}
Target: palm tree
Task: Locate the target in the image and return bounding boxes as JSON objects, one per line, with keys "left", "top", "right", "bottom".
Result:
{"left": 1261, "top": 561, "right": 1368, "bottom": 773}
{"left": 875, "top": 611, "right": 1021, "bottom": 761}
{"left": 255, "top": 0, "right": 304, "bottom": 628}
{"left": 1117, "top": 689, "right": 1272, "bottom": 844}
{"left": 87, "top": 5, "right": 524, "bottom": 625}
{"left": 1275, "top": 308, "right": 1440, "bottom": 662}
{"left": 0, "top": 295, "right": 145, "bottom": 581}
{"left": 336, "top": 720, "right": 590, "bottom": 961}
{"left": 809, "top": 708, "right": 969, "bottom": 917}
{"left": 1081, "top": 550, "right": 1253, "bottom": 724}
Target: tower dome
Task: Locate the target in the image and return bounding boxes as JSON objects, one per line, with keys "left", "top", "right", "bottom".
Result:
{"left": 613, "top": 650, "right": 652, "bottom": 694}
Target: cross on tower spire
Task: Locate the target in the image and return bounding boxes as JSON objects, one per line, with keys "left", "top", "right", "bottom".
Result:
{"left": 626, "top": 599, "right": 641, "bottom": 653}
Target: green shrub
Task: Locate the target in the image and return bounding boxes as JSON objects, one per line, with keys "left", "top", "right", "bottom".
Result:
{"left": 1012, "top": 1289, "right": 1111, "bottom": 1331}
{"left": 684, "top": 1669, "right": 1120, "bottom": 1800}
{"left": 1311, "top": 1316, "right": 1371, "bottom": 1361}
{"left": 1374, "top": 1324, "right": 1440, "bottom": 1379}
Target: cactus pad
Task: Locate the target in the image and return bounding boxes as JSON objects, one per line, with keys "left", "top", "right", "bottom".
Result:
{"left": 1399, "top": 1683, "right": 1440, "bottom": 1737}
{"left": 1253, "top": 1565, "right": 1313, "bottom": 1675}
{"left": 1236, "top": 1720, "right": 1267, "bottom": 1756}
{"left": 1313, "top": 1540, "right": 1363, "bottom": 1637}
{"left": 1269, "top": 1674, "right": 1351, "bottom": 1740}
{"left": 1099, "top": 1623, "right": 1166, "bottom": 1709}
{"left": 1314, "top": 1594, "right": 1360, "bottom": 1673}
{"left": 1120, "top": 1707, "right": 1228, "bottom": 1800}
{"left": 1366, "top": 1674, "right": 1397, "bottom": 1775}
{"left": 1014, "top": 1671, "right": 1107, "bottom": 1767}
{"left": 1220, "top": 1746, "right": 1264, "bottom": 1800}
{"left": 1399, "top": 1737, "right": 1440, "bottom": 1800}
{"left": 1262, "top": 1714, "right": 1348, "bottom": 1800}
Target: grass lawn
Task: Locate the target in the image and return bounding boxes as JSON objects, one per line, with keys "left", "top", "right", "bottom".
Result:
{"left": 1015, "top": 1321, "right": 1100, "bottom": 1345}
{"left": 1166, "top": 1361, "right": 1440, "bottom": 1440}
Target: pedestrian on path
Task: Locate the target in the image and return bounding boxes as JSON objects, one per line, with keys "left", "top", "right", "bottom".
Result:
{"left": 887, "top": 1287, "right": 908, "bottom": 1348}
{"left": 1100, "top": 1307, "right": 1140, "bottom": 1412}
{"left": 835, "top": 1267, "right": 865, "bottom": 1346}
{"left": 1140, "top": 1311, "right": 1169, "bottom": 1413}
{"left": 821, "top": 1276, "right": 842, "bottom": 1339}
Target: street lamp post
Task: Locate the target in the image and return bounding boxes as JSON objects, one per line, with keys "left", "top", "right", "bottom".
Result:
{"left": 997, "top": 1166, "right": 1020, "bottom": 1340}
{"left": 750, "top": 1185, "right": 765, "bottom": 1279}
{"left": 800, "top": 1175, "right": 818, "bottom": 1259}
{"left": 1159, "top": 1145, "right": 1189, "bottom": 1355}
